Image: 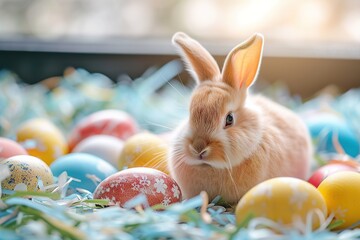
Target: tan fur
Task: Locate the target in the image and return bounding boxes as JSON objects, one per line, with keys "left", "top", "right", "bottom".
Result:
{"left": 169, "top": 32, "right": 312, "bottom": 205}
{"left": 172, "top": 32, "right": 221, "bottom": 83}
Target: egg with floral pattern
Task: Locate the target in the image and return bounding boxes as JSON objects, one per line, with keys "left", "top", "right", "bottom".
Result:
{"left": 236, "top": 177, "right": 327, "bottom": 230}
{"left": 93, "top": 167, "right": 182, "bottom": 208}
{"left": 16, "top": 118, "right": 68, "bottom": 165}
{"left": 68, "top": 109, "right": 138, "bottom": 151}
{"left": 1, "top": 155, "right": 54, "bottom": 191}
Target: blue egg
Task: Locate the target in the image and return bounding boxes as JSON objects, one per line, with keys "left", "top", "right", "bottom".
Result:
{"left": 50, "top": 153, "right": 117, "bottom": 192}
{"left": 305, "top": 113, "right": 360, "bottom": 158}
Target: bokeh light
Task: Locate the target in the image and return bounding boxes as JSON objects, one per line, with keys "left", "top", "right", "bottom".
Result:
{"left": 0, "top": 0, "right": 359, "bottom": 44}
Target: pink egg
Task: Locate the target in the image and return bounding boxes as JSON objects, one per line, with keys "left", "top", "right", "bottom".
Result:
{"left": 68, "top": 110, "right": 138, "bottom": 151}
{"left": 0, "top": 137, "right": 28, "bottom": 160}
{"left": 308, "top": 163, "right": 358, "bottom": 187}
{"left": 93, "top": 167, "right": 182, "bottom": 208}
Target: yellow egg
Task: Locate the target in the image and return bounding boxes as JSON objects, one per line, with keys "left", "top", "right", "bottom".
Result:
{"left": 118, "top": 132, "right": 169, "bottom": 174}
{"left": 236, "top": 177, "right": 327, "bottom": 230}
{"left": 1, "top": 155, "right": 54, "bottom": 191}
{"left": 318, "top": 171, "right": 360, "bottom": 230}
{"left": 16, "top": 118, "right": 68, "bottom": 165}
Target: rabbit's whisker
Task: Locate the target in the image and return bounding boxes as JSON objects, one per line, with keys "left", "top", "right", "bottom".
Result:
{"left": 224, "top": 152, "right": 240, "bottom": 197}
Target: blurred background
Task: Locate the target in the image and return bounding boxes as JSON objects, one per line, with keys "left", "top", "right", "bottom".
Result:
{"left": 0, "top": 0, "right": 359, "bottom": 96}
{"left": 0, "top": 0, "right": 359, "bottom": 43}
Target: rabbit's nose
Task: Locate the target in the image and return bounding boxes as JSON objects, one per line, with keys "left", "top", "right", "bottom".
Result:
{"left": 199, "top": 148, "right": 209, "bottom": 160}
{"left": 190, "top": 138, "right": 209, "bottom": 159}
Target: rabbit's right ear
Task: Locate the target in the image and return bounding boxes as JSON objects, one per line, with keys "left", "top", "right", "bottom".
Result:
{"left": 172, "top": 32, "right": 221, "bottom": 84}
{"left": 222, "top": 34, "right": 264, "bottom": 90}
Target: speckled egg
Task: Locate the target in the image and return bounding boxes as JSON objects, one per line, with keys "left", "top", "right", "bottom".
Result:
{"left": 318, "top": 171, "right": 360, "bottom": 230}
{"left": 305, "top": 113, "right": 359, "bottom": 158}
{"left": 50, "top": 153, "right": 117, "bottom": 192}
{"left": 93, "top": 167, "right": 182, "bottom": 208}
{"left": 16, "top": 118, "right": 68, "bottom": 165}
{"left": 1, "top": 155, "right": 54, "bottom": 191}
{"left": 0, "top": 137, "right": 28, "bottom": 160}
{"left": 236, "top": 177, "right": 327, "bottom": 229}
{"left": 118, "top": 132, "right": 169, "bottom": 174}
{"left": 68, "top": 109, "right": 138, "bottom": 151}
{"left": 72, "top": 135, "right": 123, "bottom": 168}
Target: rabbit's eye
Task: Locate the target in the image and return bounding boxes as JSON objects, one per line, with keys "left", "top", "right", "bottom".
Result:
{"left": 225, "top": 112, "right": 234, "bottom": 128}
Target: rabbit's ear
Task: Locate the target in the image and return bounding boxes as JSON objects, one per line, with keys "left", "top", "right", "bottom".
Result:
{"left": 172, "top": 32, "right": 221, "bottom": 84}
{"left": 222, "top": 33, "right": 264, "bottom": 89}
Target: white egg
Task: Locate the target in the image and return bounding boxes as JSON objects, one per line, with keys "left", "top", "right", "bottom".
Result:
{"left": 72, "top": 135, "right": 123, "bottom": 167}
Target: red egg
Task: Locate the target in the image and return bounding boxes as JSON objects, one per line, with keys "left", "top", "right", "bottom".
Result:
{"left": 308, "top": 163, "right": 358, "bottom": 187}
{"left": 0, "top": 137, "right": 28, "bottom": 160}
{"left": 93, "top": 167, "right": 182, "bottom": 208}
{"left": 68, "top": 109, "right": 138, "bottom": 151}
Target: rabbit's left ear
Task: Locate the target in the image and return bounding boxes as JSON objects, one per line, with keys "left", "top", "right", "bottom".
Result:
{"left": 172, "top": 32, "right": 221, "bottom": 84}
{"left": 222, "top": 33, "right": 264, "bottom": 89}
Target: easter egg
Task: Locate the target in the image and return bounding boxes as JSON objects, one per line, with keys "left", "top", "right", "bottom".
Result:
{"left": 308, "top": 163, "right": 358, "bottom": 187}
{"left": 305, "top": 113, "right": 359, "bottom": 158}
{"left": 0, "top": 137, "right": 28, "bottom": 160}
{"left": 1, "top": 155, "right": 54, "bottom": 191}
{"left": 16, "top": 118, "right": 68, "bottom": 165}
{"left": 118, "top": 132, "right": 169, "bottom": 174}
{"left": 318, "top": 171, "right": 360, "bottom": 230}
{"left": 50, "top": 153, "right": 117, "bottom": 192}
{"left": 93, "top": 167, "right": 182, "bottom": 207}
{"left": 68, "top": 109, "right": 138, "bottom": 151}
{"left": 236, "top": 177, "right": 327, "bottom": 229}
{"left": 72, "top": 135, "right": 124, "bottom": 167}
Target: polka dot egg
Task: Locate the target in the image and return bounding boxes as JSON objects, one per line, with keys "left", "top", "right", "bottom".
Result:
{"left": 1, "top": 155, "right": 54, "bottom": 191}
{"left": 93, "top": 167, "right": 182, "bottom": 208}
{"left": 236, "top": 177, "right": 327, "bottom": 230}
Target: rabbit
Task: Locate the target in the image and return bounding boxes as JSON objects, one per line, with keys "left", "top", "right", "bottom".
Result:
{"left": 168, "top": 32, "right": 312, "bottom": 205}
